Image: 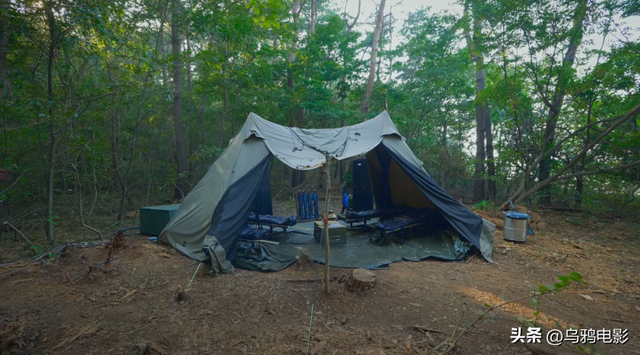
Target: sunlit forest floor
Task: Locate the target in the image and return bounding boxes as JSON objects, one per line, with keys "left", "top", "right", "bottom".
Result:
{"left": 1, "top": 210, "right": 639, "bottom": 355}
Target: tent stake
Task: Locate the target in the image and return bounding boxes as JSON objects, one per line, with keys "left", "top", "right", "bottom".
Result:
{"left": 187, "top": 262, "right": 201, "bottom": 289}
{"left": 323, "top": 155, "right": 331, "bottom": 294}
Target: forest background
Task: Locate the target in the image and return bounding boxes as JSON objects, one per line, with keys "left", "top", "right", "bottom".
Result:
{"left": 0, "top": 0, "right": 639, "bottom": 245}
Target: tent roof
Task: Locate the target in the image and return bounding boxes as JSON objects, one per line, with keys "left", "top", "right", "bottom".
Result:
{"left": 240, "top": 111, "right": 424, "bottom": 170}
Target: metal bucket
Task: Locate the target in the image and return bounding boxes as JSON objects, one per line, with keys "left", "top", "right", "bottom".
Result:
{"left": 504, "top": 212, "right": 530, "bottom": 243}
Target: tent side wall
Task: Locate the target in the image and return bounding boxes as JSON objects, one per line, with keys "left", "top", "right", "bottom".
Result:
{"left": 159, "top": 133, "right": 270, "bottom": 261}
{"left": 206, "top": 154, "right": 272, "bottom": 260}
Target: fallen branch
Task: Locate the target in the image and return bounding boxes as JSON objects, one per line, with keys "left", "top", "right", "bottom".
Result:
{"left": 410, "top": 325, "right": 444, "bottom": 334}
{"left": 52, "top": 322, "right": 100, "bottom": 350}
{"left": 2, "top": 221, "right": 32, "bottom": 246}
{"left": 510, "top": 102, "right": 640, "bottom": 204}
{"left": 438, "top": 294, "right": 533, "bottom": 355}
{"left": 442, "top": 311, "right": 464, "bottom": 354}
{"left": 605, "top": 317, "right": 628, "bottom": 323}
{"left": 119, "top": 289, "right": 137, "bottom": 302}
{"left": 282, "top": 278, "right": 317, "bottom": 283}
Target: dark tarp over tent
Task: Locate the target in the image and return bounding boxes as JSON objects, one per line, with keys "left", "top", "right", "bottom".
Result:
{"left": 159, "top": 111, "right": 495, "bottom": 270}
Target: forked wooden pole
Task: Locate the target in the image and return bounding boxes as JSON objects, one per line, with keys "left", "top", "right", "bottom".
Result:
{"left": 323, "top": 155, "right": 331, "bottom": 294}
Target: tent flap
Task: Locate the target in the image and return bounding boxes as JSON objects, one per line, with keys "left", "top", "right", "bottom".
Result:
{"left": 382, "top": 145, "right": 487, "bottom": 259}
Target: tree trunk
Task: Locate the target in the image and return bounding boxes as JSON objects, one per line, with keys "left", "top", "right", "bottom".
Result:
{"left": 160, "top": 15, "right": 168, "bottom": 88}
{"left": 309, "top": 0, "right": 316, "bottom": 35}
{"left": 219, "top": 43, "right": 229, "bottom": 147}
{"left": 360, "top": 0, "right": 386, "bottom": 116}
{"left": 537, "top": 0, "right": 588, "bottom": 206}
{"left": 574, "top": 175, "right": 583, "bottom": 207}
{"left": 110, "top": 101, "right": 123, "bottom": 191}
{"left": 464, "top": 3, "right": 486, "bottom": 202}
{"left": 288, "top": 0, "right": 301, "bottom": 128}
{"left": 0, "top": 0, "right": 9, "bottom": 85}
{"left": 376, "top": 12, "right": 384, "bottom": 83}
{"left": 172, "top": 0, "right": 189, "bottom": 200}
{"left": 334, "top": 1, "right": 360, "bottom": 184}
{"left": 45, "top": 2, "right": 56, "bottom": 242}
{"left": 220, "top": 78, "right": 227, "bottom": 146}
{"left": 485, "top": 109, "right": 496, "bottom": 200}
{"left": 289, "top": 0, "right": 304, "bottom": 188}
{"left": 117, "top": 83, "right": 148, "bottom": 221}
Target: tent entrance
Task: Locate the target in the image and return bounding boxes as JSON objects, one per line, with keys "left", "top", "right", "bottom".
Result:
{"left": 209, "top": 142, "right": 482, "bottom": 269}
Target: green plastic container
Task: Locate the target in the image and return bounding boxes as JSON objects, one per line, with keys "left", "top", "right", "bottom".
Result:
{"left": 140, "top": 204, "right": 180, "bottom": 236}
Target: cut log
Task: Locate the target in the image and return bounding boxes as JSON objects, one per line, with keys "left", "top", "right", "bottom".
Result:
{"left": 537, "top": 221, "right": 548, "bottom": 230}
{"left": 345, "top": 268, "right": 376, "bottom": 292}
{"left": 484, "top": 217, "right": 503, "bottom": 229}
{"left": 531, "top": 212, "right": 542, "bottom": 223}
{"left": 541, "top": 206, "right": 585, "bottom": 212}
{"left": 530, "top": 222, "right": 538, "bottom": 231}
{"left": 514, "top": 205, "right": 528, "bottom": 214}
{"left": 527, "top": 217, "right": 532, "bottom": 224}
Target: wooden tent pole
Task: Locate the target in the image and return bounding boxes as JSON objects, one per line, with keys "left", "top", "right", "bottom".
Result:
{"left": 323, "top": 155, "right": 331, "bottom": 294}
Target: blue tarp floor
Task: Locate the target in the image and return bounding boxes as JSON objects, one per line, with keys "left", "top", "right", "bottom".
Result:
{"left": 233, "top": 221, "right": 472, "bottom": 272}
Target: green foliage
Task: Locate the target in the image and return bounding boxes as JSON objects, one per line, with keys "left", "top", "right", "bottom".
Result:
{"left": 517, "top": 272, "right": 586, "bottom": 328}
{"left": 342, "top": 171, "right": 353, "bottom": 186}
{"left": 473, "top": 200, "right": 488, "bottom": 210}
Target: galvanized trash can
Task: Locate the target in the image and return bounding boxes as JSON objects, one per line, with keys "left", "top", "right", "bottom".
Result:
{"left": 504, "top": 211, "right": 530, "bottom": 243}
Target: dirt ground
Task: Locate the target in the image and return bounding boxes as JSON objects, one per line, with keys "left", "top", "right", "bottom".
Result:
{"left": 1, "top": 210, "right": 639, "bottom": 355}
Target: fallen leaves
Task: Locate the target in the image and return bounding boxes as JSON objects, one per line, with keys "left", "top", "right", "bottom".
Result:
{"left": 580, "top": 294, "right": 594, "bottom": 301}
{"left": 119, "top": 289, "right": 137, "bottom": 302}
{"left": 310, "top": 340, "right": 327, "bottom": 354}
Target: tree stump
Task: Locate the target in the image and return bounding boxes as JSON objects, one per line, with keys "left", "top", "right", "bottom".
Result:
{"left": 175, "top": 286, "right": 190, "bottom": 302}
{"left": 488, "top": 217, "right": 504, "bottom": 230}
{"left": 344, "top": 268, "right": 376, "bottom": 292}
{"left": 107, "top": 231, "right": 127, "bottom": 249}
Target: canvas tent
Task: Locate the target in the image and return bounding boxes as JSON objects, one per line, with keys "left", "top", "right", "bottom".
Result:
{"left": 159, "top": 111, "right": 495, "bottom": 270}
